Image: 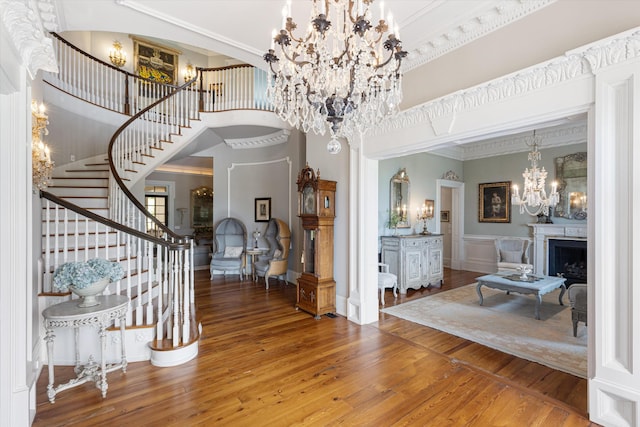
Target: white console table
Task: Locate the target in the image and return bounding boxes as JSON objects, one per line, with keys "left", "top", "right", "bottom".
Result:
{"left": 42, "top": 295, "right": 129, "bottom": 403}
{"left": 381, "top": 234, "right": 444, "bottom": 294}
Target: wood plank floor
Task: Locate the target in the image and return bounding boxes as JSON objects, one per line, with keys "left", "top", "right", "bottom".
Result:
{"left": 33, "top": 268, "right": 597, "bottom": 426}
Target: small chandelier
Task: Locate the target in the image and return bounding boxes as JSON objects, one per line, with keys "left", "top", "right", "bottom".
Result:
{"left": 109, "top": 41, "right": 127, "bottom": 68}
{"left": 31, "top": 101, "right": 54, "bottom": 191}
{"left": 264, "top": 0, "right": 407, "bottom": 154}
{"left": 511, "top": 131, "right": 559, "bottom": 216}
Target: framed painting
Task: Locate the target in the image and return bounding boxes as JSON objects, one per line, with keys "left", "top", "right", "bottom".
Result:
{"left": 479, "top": 181, "right": 511, "bottom": 223}
{"left": 132, "top": 36, "right": 180, "bottom": 85}
{"left": 440, "top": 210, "right": 450, "bottom": 223}
{"left": 255, "top": 197, "right": 271, "bottom": 222}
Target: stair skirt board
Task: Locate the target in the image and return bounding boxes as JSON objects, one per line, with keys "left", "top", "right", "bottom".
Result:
{"left": 150, "top": 323, "right": 201, "bottom": 367}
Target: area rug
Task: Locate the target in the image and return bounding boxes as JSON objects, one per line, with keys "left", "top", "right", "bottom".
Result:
{"left": 381, "top": 284, "right": 587, "bottom": 378}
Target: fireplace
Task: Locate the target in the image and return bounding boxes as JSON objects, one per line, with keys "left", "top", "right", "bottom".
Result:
{"left": 548, "top": 239, "right": 587, "bottom": 286}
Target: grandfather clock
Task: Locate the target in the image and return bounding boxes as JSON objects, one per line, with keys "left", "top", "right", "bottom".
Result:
{"left": 296, "top": 164, "right": 336, "bottom": 319}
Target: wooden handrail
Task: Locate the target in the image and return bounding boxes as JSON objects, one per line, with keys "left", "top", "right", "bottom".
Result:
{"left": 40, "top": 190, "right": 189, "bottom": 251}
{"left": 107, "top": 77, "right": 197, "bottom": 242}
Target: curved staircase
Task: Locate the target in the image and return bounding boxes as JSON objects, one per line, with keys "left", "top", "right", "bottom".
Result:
{"left": 39, "top": 33, "right": 275, "bottom": 366}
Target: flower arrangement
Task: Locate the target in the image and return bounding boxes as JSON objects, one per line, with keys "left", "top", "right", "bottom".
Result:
{"left": 53, "top": 258, "right": 124, "bottom": 292}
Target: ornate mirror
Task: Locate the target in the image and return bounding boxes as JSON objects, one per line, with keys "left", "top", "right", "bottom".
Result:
{"left": 389, "top": 168, "right": 411, "bottom": 228}
{"left": 554, "top": 152, "right": 587, "bottom": 220}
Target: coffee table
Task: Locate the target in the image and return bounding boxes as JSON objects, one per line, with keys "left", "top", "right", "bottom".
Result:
{"left": 475, "top": 273, "right": 567, "bottom": 320}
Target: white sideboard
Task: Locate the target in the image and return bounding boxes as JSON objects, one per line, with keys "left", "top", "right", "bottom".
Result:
{"left": 528, "top": 223, "right": 587, "bottom": 275}
{"left": 380, "top": 234, "right": 444, "bottom": 294}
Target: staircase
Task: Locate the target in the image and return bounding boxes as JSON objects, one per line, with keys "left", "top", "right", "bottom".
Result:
{"left": 38, "top": 33, "right": 273, "bottom": 367}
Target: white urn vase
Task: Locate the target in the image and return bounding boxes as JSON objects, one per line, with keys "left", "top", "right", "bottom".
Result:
{"left": 69, "top": 277, "right": 110, "bottom": 308}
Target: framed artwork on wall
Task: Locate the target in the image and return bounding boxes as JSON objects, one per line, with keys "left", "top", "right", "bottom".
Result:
{"left": 132, "top": 36, "right": 180, "bottom": 85}
{"left": 255, "top": 197, "right": 271, "bottom": 222}
{"left": 440, "top": 210, "right": 450, "bottom": 222}
{"left": 479, "top": 181, "right": 511, "bottom": 223}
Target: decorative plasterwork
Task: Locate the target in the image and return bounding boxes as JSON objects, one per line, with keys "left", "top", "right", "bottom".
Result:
{"left": 433, "top": 121, "right": 588, "bottom": 161}
{"left": 1, "top": 0, "right": 58, "bottom": 78}
{"left": 404, "top": 0, "right": 556, "bottom": 71}
{"left": 373, "top": 28, "right": 640, "bottom": 139}
{"left": 225, "top": 129, "right": 290, "bottom": 150}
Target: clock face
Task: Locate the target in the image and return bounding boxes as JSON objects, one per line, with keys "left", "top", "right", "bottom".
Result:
{"left": 303, "top": 185, "right": 316, "bottom": 214}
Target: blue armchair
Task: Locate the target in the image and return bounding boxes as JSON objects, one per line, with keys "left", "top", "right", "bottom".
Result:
{"left": 210, "top": 218, "right": 247, "bottom": 279}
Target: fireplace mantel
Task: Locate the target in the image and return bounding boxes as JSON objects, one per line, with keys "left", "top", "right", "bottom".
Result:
{"left": 528, "top": 223, "right": 587, "bottom": 275}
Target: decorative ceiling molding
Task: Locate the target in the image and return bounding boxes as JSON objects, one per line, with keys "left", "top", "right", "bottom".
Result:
{"left": 154, "top": 164, "right": 212, "bottom": 176}
{"left": 428, "top": 121, "right": 587, "bottom": 162}
{"left": 404, "top": 0, "right": 556, "bottom": 71}
{"left": 1, "top": 0, "right": 58, "bottom": 78}
{"left": 372, "top": 28, "right": 640, "bottom": 138}
{"left": 225, "top": 129, "right": 290, "bottom": 150}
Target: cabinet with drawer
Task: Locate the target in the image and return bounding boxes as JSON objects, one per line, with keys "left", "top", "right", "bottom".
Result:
{"left": 380, "top": 234, "right": 444, "bottom": 294}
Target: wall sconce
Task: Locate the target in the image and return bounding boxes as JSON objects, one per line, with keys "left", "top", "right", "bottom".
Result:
{"left": 31, "top": 100, "right": 54, "bottom": 191}
{"left": 416, "top": 199, "right": 434, "bottom": 235}
{"left": 184, "top": 63, "right": 195, "bottom": 82}
{"left": 109, "top": 41, "right": 127, "bottom": 68}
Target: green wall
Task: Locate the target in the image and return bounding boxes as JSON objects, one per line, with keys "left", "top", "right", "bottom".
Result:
{"left": 379, "top": 142, "right": 587, "bottom": 240}
{"left": 464, "top": 143, "right": 587, "bottom": 237}
{"left": 378, "top": 153, "right": 463, "bottom": 238}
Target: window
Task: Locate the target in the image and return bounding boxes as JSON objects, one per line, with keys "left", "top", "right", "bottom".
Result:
{"left": 145, "top": 185, "right": 168, "bottom": 236}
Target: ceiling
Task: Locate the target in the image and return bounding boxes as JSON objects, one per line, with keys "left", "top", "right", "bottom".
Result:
{"left": 53, "top": 0, "right": 554, "bottom": 72}
{"left": 48, "top": 0, "right": 560, "bottom": 167}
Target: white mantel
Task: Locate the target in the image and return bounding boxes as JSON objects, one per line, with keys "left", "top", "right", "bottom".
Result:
{"left": 528, "top": 223, "right": 587, "bottom": 275}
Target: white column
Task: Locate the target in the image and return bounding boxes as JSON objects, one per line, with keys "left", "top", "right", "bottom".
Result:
{"left": 589, "top": 59, "right": 640, "bottom": 425}
{"left": 347, "top": 133, "right": 379, "bottom": 325}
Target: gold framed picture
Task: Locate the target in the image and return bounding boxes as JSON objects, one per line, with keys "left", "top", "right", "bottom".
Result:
{"left": 440, "top": 210, "right": 450, "bottom": 222}
{"left": 131, "top": 36, "right": 180, "bottom": 85}
{"left": 479, "top": 181, "right": 511, "bottom": 223}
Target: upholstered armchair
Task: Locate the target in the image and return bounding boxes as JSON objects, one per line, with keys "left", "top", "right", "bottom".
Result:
{"left": 495, "top": 238, "right": 533, "bottom": 273}
{"left": 254, "top": 218, "right": 291, "bottom": 289}
{"left": 210, "top": 217, "right": 247, "bottom": 279}
{"left": 568, "top": 283, "right": 587, "bottom": 337}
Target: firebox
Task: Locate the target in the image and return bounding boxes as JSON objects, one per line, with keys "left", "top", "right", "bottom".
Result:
{"left": 548, "top": 238, "right": 587, "bottom": 286}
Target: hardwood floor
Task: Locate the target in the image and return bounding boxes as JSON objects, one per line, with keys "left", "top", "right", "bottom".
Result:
{"left": 33, "top": 269, "right": 596, "bottom": 426}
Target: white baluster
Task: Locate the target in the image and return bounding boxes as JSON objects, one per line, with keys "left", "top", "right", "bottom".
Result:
{"left": 44, "top": 200, "right": 52, "bottom": 290}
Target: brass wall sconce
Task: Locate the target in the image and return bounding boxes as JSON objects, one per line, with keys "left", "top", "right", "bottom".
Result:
{"left": 31, "top": 100, "right": 54, "bottom": 191}
{"left": 109, "top": 41, "right": 127, "bottom": 68}
{"left": 416, "top": 199, "right": 434, "bottom": 235}
{"left": 184, "top": 63, "right": 195, "bottom": 82}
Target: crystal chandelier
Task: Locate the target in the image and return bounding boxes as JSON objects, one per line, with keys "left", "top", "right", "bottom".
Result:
{"left": 31, "top": 101, "right": 54, "bottom": 191}
{"left": 264, "top": 0, "right": 407, "bottom": 154}
{"left": 511, "top": 131, "right": 559, "bottom": 216}
{"left": 109, "top": 41, "right": 127, "bottom": 68}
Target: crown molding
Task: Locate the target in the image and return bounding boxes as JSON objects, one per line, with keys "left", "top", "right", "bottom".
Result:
{"left": 225, "top": 129, "right": 290, "bottom": 150}
{"left": 404, "top": 0, "right": 556, "bottom": 71}
{"left": 154, "top": 164, "right": 212, "bottom": 176}
{"left": 373, "top": 27, "right": 640, "bottom": 139}
{"left": 1, "top": 0, "right": 58, "bottom": 78}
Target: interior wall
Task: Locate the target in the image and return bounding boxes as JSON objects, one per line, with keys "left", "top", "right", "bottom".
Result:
{"left": 144, "top": 171, "right": 213, "bottom": 236}
{"left": 378, "top": 153, "right": 463, "bottom": 242}
{"left": 60, "top": 31, "right": 224, "bottom": 80}
{"left": 463, "top": 142, "right": 587, "bottom": 237}
{"left": 209, "top": 130, "right": 305, "bottom": 275}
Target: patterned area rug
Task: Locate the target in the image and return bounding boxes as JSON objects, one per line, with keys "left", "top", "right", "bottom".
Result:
{"left": 381, "top": 284, "right": 587, "bottom": 378}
